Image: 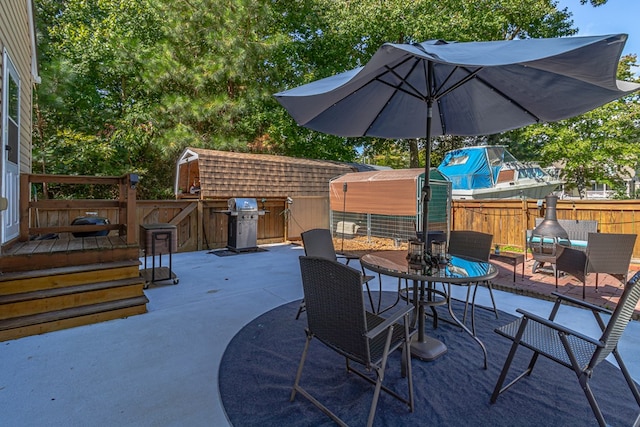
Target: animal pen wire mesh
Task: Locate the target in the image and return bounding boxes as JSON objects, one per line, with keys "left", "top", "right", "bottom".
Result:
{"left": 329, "top": 169, "right": 452, "bottom": 242}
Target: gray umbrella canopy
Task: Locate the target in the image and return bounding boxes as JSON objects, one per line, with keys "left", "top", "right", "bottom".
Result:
{"left": 274, "top": 34, "right": 640, "bottom": 250}
{"left": 275, "top": 34, "right": 638, "bottom": 138}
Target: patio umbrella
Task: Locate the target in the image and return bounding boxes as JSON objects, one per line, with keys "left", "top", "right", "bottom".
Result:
{"left": 274, "top": 34, "right": 640, "bottom": 254}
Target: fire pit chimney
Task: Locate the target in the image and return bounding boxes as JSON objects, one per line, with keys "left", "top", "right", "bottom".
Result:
{"left": 529, "top": 194, "right": 570, "bottom": 274}
{"left": 532, "top": 195, "right": 568, "bottom": 240}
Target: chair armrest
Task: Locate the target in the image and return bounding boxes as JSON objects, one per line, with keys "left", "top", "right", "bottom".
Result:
{"left": 337, "top": 253, "right": 360, "bottom": 262}
{"left": 366, "top": 305, "right": 414, "bottom": 339}
{"left": 515, "top": 308, "right": 604, "bottom": 347}
{"left": 550, "top": 292, "right": 613, "bottom": 315}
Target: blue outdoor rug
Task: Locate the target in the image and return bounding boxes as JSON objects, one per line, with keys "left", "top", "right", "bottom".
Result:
{"left": 219, "top": 292, "right": 639, "bottom": 426}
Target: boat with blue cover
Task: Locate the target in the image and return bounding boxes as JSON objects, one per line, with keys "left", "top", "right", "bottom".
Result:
{"left": 437, "top": 146, "right": 563, "bottom": 200}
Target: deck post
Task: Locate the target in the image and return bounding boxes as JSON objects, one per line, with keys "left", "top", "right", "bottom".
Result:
{"left": 19, "top": 174, "right": 30, "bottom": 241}
{"left": 121, "top": 174, "right": 138, "bottom": 245}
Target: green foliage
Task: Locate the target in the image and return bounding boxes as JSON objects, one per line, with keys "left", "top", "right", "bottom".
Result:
{"left": 32, "top": 0, "right": 638, "bottom": 201}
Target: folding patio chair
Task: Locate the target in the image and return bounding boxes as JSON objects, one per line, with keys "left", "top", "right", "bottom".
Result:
{"left": 447, "top": 230, "right": 498, "bottom": 333}
{"left": 293, "top": 256, "right": 415, "bottom": 427}
{"left": 491, "top": 270, "right": 640, "bottom": 427}
{"left": 296, "top": 228, "right": 375, "bottom": 318}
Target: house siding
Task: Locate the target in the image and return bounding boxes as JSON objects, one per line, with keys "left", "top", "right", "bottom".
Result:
{"left": 0, "top": 0, "right": 35, "bottom": 174}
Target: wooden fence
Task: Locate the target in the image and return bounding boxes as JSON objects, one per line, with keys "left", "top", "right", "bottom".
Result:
{"left": 452, "top": 199, "right": 640, "bottom": 257}
{"left": 23, "top": 180, "right": 640, "bottom": 259}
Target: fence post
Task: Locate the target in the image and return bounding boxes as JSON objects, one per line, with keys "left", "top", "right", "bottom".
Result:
{"left": 522, "top": 198, "right": 529, "bottom": 255}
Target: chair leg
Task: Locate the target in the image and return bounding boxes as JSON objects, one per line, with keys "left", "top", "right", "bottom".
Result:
{"left": 487, "top": 281, "right": 499, "bottom": 319}
{"left": 291, "top": 334, "right": 312, "bottom": 401}
{"left": 491, "top": 319, "right": 535, "bottom": 403}
{"left": 491, "top": 338, "right": 520, "bottom": 403}
{"left": 295, "top": 300, "right": 306, "bottom": 320}
{"left": 403, "top": 318, "right": 415, "bottom": 412}
{"left": 366, "top": 327, "right": 394, "bottom": 427}
{"left": 462, "top": 285, "right": 472, "bottom": 324}
{"left": 612, "top": 347, "right": 640, "bottom": 407}
{"left": 579, "top": 373, "right": 606, "bottom": 427}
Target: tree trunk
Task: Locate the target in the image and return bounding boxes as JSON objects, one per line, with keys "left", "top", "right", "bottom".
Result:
{"left": 409, "top": 139, "right": 420, "bottom": 168}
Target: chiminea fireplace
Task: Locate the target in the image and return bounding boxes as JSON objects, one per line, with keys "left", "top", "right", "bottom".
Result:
{"left": 529, "top": 195, "right": 571, "bottom": 274}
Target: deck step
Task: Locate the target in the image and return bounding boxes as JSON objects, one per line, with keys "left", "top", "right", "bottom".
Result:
{"left": 0, "top": 255, "right": 149, "bottom": 341}
{"left": 0, "top": 259, "right": 141, "bottom": 282}
{"left": 0, "top": 261, "right": 141, "bottom": 295}
{"left": 0, "top": 296, "right": 149, "bottom": 341}
{"left": 0, "top": 277, "right": 146, "bottom": 320}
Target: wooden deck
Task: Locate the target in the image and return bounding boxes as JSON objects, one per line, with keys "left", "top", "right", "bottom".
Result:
{"left": 1, "top": 236, "right": 140, "bottom": 273}
{"left": 0, "top": 235, "right": 146, "bottom": 341}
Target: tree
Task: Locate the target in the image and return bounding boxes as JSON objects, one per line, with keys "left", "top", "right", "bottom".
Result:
{"left": 34, "top": 0, "right": 165, "bottom": 198}
{"left": 510, "top": 56, "right": 640, "bottom": 199}
{"left": 35, "top": 0, "right": 635, "bottom": 200}
{"left": 267, "top": 0, "right": 577, "bottom": 168}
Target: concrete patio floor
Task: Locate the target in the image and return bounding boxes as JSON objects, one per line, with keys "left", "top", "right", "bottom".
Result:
{"left": 1, "top": 243, "right": 639, "bottom": 426}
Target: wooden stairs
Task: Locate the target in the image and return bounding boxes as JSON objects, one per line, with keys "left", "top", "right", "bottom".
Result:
{"left": 0, "top": 236, "right": 147, "bottom": 342}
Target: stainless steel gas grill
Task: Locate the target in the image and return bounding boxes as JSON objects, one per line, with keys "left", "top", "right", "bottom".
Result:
{"left": 225, "top": 198, "right": 265, "bottom": 252}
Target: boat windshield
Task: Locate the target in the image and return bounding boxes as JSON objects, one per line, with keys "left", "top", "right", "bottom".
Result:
{"left": 486, "top": 147, "right": 505, "bottom": 167}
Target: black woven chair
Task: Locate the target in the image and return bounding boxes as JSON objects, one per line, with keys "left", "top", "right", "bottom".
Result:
{"left": 293, "top": 256, "right": 415, "bottom": 427}
{"left": 447, "top": 230, "right": 498, "bottom": 333}
{"left": 491, "top": 270, "right": 640, "bottom": 427}
{"left": 296, "top": 228, "right": 375, "bottom": 318}
{"left": 555, "top": 232, "right": 637, "bottom": 299}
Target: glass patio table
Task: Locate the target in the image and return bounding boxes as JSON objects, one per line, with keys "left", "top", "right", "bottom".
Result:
{"left": 360, "top": 250, "right": 498, "bottom": 369}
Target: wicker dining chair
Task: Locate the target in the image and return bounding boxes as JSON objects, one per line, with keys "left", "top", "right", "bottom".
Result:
{"left": 296, "top": 228, "right": 375, "bottom": 318}
{"left": 294, "top": 256, "right": 415, "bottom": 427}
{"left": 555, "top": 232, "right": 637, "bottom": 299}
{"left": 447, "top": 230, "right": 498, "bottom": 332}
{"left": 491, "top": 270, "right": 640, "bottom": 427}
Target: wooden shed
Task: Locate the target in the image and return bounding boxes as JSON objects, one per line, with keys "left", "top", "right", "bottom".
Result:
{"left": 174, "top": 148, "right": 356, "bottom": 239}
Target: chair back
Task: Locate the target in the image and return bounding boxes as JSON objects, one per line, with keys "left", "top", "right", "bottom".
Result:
{"left": 592, "top": 271, "right": 640, "bottom": 367}
{"left": 448, "top": 230, "right": 493, "bottom": 261}
{"left": 301, "top": 229, "right": 338, "bottom": 261}
{"left": 298, "top": 256, "right": 370, "bottom": 363}
{"left": 586, "top": 233, "right": 637, "bottom": 276}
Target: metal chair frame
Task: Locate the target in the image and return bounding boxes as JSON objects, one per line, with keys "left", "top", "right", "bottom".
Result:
{"left": 297, "top": 228, "right": 375, "bottom": 318}
{"left": 447, "top": 230, "right": 498, "bottom": 333}
{"left": 491, "top": 271, "right": 640, "bottom": 427}
{"left": 294, "top": 256, "right": 415, "bottom": 427}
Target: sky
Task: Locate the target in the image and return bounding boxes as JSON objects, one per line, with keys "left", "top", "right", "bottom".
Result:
{"left": 556, "top": 0, "right": 639, "bottom": 74}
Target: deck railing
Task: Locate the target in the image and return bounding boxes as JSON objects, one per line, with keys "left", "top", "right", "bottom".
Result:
{"left": 19, "top": 173, "right": 138, "bottom": 244}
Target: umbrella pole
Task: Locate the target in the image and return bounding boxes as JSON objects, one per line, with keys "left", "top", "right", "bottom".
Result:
{"left": 422, "top": 61, "right": 435, "bottom": 255}
{"left": 422, "top": 60, "right": 434, "bottom": 260}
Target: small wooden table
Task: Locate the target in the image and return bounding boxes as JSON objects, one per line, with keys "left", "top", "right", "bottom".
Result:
{"left": 490, "top": 251, "right": 525, "bottom": 282}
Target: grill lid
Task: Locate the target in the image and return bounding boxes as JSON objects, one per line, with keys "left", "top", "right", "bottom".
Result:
{"left": 227, "top": 197, "right": 258, "bottom": 212}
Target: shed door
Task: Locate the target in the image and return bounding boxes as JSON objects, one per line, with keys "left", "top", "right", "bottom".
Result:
{"left": 2, "top": 51, "right": 20, "bottom": 243}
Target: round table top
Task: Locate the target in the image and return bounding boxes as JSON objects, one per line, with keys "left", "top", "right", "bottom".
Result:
{"left": 360, "top": 250, "right": 498, "bottom": 283}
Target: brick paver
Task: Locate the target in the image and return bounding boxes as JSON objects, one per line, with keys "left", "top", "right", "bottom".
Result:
{"left": 489, "top": 254, "right": 640, "bottom": 319}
